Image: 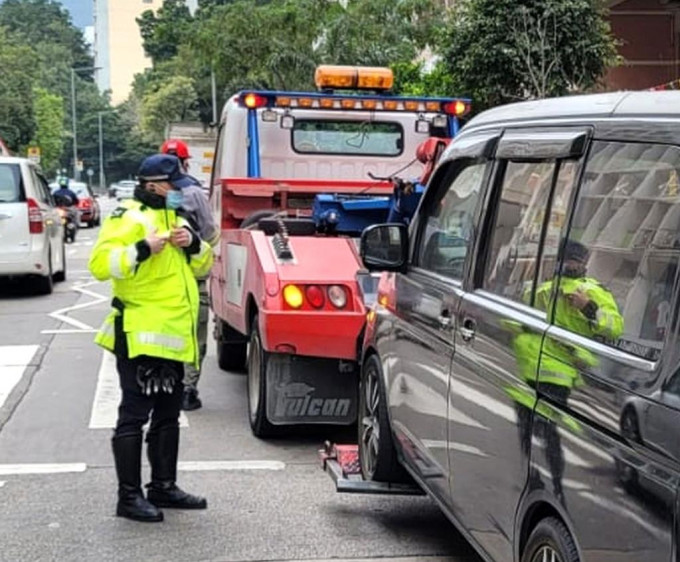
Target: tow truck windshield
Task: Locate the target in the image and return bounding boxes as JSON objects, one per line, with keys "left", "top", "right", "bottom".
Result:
{"left": 292, "top": 120, "right": 403, "bottom": 156}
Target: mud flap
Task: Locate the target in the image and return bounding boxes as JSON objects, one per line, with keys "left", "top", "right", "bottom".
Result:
{"left": 265, "top": 354, "right": 358, "bottom": 425}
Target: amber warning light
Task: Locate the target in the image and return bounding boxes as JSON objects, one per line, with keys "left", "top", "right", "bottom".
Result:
{"left": 315, "top": 65, "right": 394, "bottom": 91}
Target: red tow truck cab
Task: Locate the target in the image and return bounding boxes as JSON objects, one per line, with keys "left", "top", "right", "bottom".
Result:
{"left": 209, "top": 65, "right": 468, "bottom": 437}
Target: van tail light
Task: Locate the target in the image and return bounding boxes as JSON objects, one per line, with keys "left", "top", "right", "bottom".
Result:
{"left": 79, "top": 199, "right": 92, "bottom": 208}
{"left": 27, "top": 198, "right": 43, "bottom": 234}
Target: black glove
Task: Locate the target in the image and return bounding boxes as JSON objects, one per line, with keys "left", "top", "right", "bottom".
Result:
{"left": 136, "top": 363, "right": 180, "bottom": 395}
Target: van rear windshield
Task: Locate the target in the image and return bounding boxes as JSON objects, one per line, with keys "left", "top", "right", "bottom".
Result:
{"left": 0, "top": 164, "right": 23, "bottom": 203}
{"left": 292, "top": 120, "right": 403, "bottom": 156}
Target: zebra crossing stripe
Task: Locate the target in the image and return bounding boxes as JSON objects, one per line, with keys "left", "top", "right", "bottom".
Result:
{"left": 0, "top": 345, "right": 39, "bottom": 410}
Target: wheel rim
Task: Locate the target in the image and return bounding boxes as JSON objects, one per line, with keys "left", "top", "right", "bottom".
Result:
{"left": 622, "top": 411, "right": 639, "bottom": 440}
{"left": 248, "top": 333, "right": 261, "bottom": 422}
{"left": 531, "top": 546, "right": 561, "bottom": 562}
{"left": 360, "top": 363, "right": 381, "bottom": 478}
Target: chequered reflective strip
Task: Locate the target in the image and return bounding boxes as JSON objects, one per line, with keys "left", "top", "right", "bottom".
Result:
{"left": 538, "top": 369, "right": 574, "bottom": 384}
{"left": 136, "top": 332, "right": 185, "bottom": 351}
{"left": 99, "top": 320, "right": 115, "bottom": 337}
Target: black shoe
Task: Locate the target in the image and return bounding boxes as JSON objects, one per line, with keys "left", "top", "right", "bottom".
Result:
{"left": 146, "top": 426, "right": 207, "bottom": 510}
{"left": 147, "top": 482, "right": 207, "bottom": 510}
{"left": 112, "top": 434, "right": 164, "bottom": 522}
{"left": 181, "top": 388, "right": 202, "bottom": 411}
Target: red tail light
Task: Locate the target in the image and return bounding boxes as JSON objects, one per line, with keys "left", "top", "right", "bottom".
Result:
{"left": 79, "top": 198, "right": 92, "bottom": 208}
{"left": 27, "top": 198, "right": 43, "bottom": 234}
{"left": 305, "top": 285, "right": 325, "bottom": 309}
{"left": 240, "top": 93, "right": 268, "bottom": 109}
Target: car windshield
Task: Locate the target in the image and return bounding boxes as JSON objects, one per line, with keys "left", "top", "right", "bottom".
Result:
{"left": 0, "top": 163, "right": 22, "bottom": 203}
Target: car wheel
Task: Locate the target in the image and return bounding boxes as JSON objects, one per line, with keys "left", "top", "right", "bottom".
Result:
{"left": 616, "top": 408, "right": 641, "bottom": 491}
{"left": 216, "top": 318, "right": 248, "bottom": 372}
{"left": 34, "top": 251, "right": 53, "bottom": 295}
{"left": 521, "top": 517, "right": 579, "bottom": 562}
{"left": 53, "top": 242, "right": 67, "bottom": 283}
{"left": 359, "top": 354, "right": 409, "bottom": 482}
{"left": 247, "top": 315, "right": 276, "bottom": 438}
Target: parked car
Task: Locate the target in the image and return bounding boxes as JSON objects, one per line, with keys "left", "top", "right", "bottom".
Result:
{"left": 50, "top": 181, "right": 101, "bottom": 228}
{"left": 359, "top": 91, "right": 680, "bottom": 562}
{"left": 115, "top": 180, "right": 137, "bottom": 201}
{"left": 0, "top": 156, "right": 66, "bottom": 294}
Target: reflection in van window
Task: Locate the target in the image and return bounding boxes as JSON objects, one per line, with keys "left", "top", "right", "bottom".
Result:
{"left": 292, "top": 120, "right": 403, "bottom": 156}
{"left": 484, "top": 160, "right": 575, "bottom": 305}
{"left": 417, "top": 162, "right": 486, "bottom": 279}
{"left": 563, "top": 141, "right": 680, "bottom": 360}
{"left": 0, "top": 164, "right": 22, "bottom": 203}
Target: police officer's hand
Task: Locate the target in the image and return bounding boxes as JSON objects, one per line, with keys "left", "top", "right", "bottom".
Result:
{"left": 146, "top": 230, "right": 167, "bottom": 254}
{"left": 170, "top": 227, "right": 192, "bottom": 248}
{"left": 565, "top": 289, "right": 589, "bottom": 311}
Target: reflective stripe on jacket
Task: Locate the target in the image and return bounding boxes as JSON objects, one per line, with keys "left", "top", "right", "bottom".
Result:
{"left": 88, "top": 199, "right": 213, "bottom": 365}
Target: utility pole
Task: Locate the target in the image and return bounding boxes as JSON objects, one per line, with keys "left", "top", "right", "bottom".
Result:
{"left": 211, "top": 68, "right": 218, "bottom": 124}
{"left": 98, "top": 112, "right": 105, "bottom": 191}
{"left": 70, "top": 66, "right": 101, "bottom": 181}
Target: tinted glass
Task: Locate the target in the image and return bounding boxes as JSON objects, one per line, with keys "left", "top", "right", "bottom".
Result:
{"left": 293, "top": 120, "right": 403, "bottom": 156}
{"left": 483, "top": 161, "right": 559, "bottom": 303}
{"left": 0, "top": 164, "right": 23, "bottom": 203}
{"left": 559, "top": 141, "right": 680, "bottom": 360}
{"left": 417, "top": 162, "right": 486, "bottom": 279}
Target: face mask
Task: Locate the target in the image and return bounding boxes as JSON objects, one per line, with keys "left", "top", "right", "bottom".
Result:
{"left": 166, "top": 190, "right": 184, "bottom": 210}
{"left": 563, "top": 262, "right": 586, "bottom": 279}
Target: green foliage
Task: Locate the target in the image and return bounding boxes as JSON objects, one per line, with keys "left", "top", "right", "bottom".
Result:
{"left": 32, "top": 87, "right": 64, "bottom": 174}
{"left": 138, "top": 0, "right": 194, "bottom": 63}
{"left": 441, "top": 0, "right": 619, "bottom": 109}
{"left": 391, "top": 60, "right": 455, "bottom": 97}
{"left": 0, "top": 27, "right": 37, "bottom": 149}
{"left": 140, "top": 75, "right": 199, "bottom": 144}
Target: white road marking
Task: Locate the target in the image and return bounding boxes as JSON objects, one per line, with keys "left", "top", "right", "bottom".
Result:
{"left": 0, "top": 345, "right": 39, "bottom": 409}
{"left": 0, "top": 463, "right": 87, "bottom": 476}
{"left": 0, "top": 481, "right": 5, "bottom": 488}
{"left": 41, "top": 329, "right": 98, "bottom": 335}
{"left": 67, "top": 249, "right": 77, "bottom": 256}
{"left": 89, "top": 351, "right": 188, "bottom": 429}
{"left": 178, "top": 460, "right": 286, "bottom": 472}
{"left": 42, "top": 280, "right": 108, "bottom": 333}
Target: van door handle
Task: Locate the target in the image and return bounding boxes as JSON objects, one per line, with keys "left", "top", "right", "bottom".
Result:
{"left": 0, "top": 212, "right": 12, "bottom": 220}
{"left": 459, "top": 318, "right": 476, "bottom": 342}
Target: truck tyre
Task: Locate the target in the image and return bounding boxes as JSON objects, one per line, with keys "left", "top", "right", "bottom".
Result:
{"left": 240, "top": 210, "right": 275, "bottom": 229}
{"left": 216, "top": 319, "right": 248, "bottom": 372}
{"left": 521, "top": 517, "right": 579, "bottom": 562}
{"left": 247, "top": 315, "right": 276, "bottom": 438}
{"left": 359, "top": 354, "right": 409, "bottom": 483}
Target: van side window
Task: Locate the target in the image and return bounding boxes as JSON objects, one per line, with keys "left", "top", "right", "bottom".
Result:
{"left": 416, "top": 161, "right": 486, "bottom": 280}
{"left": 557, "top": 141, "right": 680, "bottom": 361}
{"left": 483, "top": 160, "right": 577, "bottom": 305}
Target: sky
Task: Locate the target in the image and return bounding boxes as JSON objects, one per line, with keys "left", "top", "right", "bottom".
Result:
{"left": 60, "top": 0, "right": 92, "bottom": 29}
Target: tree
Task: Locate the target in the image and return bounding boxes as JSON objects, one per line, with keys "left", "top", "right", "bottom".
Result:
{"left": 138, "top": 0, "right": 194, "bottom": 64}
{"left": 440, "top": 0, "right": 619, "bottom": 110}
{"left": 33, "top": 87, "right": 64, "bottom": 174}
{"left": 0, "top": 27, "right": 37, "bottom": 150}
{"left": 140, "top": 75, "right": 199, "bottom": 144}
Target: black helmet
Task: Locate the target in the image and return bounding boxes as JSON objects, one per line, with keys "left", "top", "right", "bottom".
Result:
{"left": 564, "top": 239, "right": 589, "bottom": 262}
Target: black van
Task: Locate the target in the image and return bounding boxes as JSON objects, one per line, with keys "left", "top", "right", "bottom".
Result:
{"left": 359, "top": 91, "right": 680, "bottom": 562}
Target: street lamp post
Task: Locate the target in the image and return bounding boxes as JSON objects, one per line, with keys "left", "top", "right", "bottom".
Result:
{"left": 70, "top": 66, "right": 101, "bottom": 181}
{"left": 98, "top": 112, "right": 105, "bottom": 191}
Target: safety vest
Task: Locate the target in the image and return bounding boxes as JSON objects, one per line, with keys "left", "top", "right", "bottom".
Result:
{"left": 513, "top": 276, "right": 624, "bottom": 388}
{"left": 88, "top": 199, "right": 213, "bottom": 366}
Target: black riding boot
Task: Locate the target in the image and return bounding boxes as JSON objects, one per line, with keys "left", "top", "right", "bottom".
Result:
{"left": 112, "top": 434, "right": 164, "bottom": 522}
{"left": 146, "top": 426, "right": 207, "bottom": 509}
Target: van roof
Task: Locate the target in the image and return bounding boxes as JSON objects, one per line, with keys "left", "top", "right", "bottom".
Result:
{"left": 466, "top": 91, "right": 680, "bottom": 129}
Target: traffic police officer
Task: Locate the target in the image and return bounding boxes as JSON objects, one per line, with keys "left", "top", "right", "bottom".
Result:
{"left": 511, "top": 240, "right": 623, "bottom": 502}
{"left": 160, "top": 139, "right": 219, "bottom": 411}
{"left": 89, "top": 154, "right": 213, "bottom": 522}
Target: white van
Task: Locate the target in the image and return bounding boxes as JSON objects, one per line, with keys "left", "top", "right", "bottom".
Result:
{"left": 0, "top": 157, "right": 66, "bottom": 294}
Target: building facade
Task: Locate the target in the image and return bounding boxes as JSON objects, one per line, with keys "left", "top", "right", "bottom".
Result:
{"left": 606, "top": 0, "right": 680, "bottom": 90}
{"left": 94, "top": 0, "right": 198, "bottom": 104}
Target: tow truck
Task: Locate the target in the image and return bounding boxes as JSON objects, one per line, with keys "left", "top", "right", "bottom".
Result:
{"left": 208, "top": 65, "right": 469, "bottom": 437}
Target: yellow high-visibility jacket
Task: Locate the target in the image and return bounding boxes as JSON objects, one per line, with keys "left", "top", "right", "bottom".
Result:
{"left": 88, "top": 199, "right": 213, "bottom": 366}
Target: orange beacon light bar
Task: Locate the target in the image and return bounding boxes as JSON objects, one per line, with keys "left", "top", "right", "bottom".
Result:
{"left": 315, "top": 65, "right": 394, "bottom": 91}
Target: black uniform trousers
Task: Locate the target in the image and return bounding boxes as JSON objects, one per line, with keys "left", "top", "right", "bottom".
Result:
{"left": 114, "top": 354, "right": 184, "bottom": 438}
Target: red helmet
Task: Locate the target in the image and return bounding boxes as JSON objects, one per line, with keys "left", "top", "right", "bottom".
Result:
{"left": 160, "top": 139, "right": 191, "bottom": 160}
